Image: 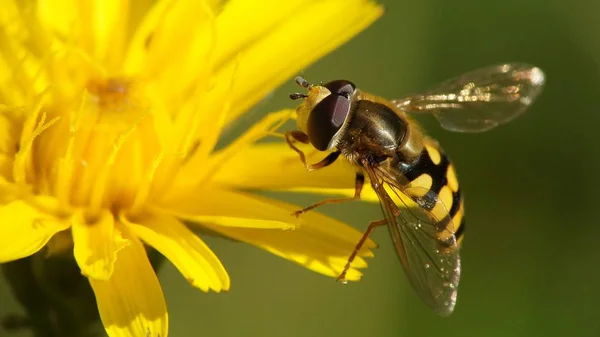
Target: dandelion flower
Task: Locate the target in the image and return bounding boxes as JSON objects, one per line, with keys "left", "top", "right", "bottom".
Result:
{"left": 0, "top": 0, "right": 382, "bottom": 336}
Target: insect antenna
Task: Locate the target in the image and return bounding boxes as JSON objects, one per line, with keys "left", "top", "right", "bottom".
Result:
{"left": 295, "top": 76, "right": 311, "bottom": 88}
{"left": 289, "top": 93, "right": 308, "bottom": 100}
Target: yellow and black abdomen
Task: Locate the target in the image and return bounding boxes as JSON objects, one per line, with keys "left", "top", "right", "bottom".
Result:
{"left": 399, "top": 142, "right": 466, "bottom": 246}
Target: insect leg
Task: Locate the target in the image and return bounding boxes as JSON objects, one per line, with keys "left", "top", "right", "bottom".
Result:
{"left": 285, "top": 131, "right": 341, "bottom": 171}
{"left": 292, "top": 172, "right": 365, "bottom": 217}
{"left": 338, "top": 218, "right": 388, "bottom": 283}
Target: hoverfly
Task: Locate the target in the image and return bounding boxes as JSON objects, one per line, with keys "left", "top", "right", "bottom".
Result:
{"left": 285, "top": 63, "right": 545, "bottom": 316}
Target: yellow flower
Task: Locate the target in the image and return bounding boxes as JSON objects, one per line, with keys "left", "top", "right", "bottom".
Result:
{"left": 0, "top": 0, "right": 382, "bottom": 336}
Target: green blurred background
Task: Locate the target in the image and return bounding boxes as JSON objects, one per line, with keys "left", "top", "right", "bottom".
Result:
{"left": 3, "top": 0, "right": 600, "bottom": 336}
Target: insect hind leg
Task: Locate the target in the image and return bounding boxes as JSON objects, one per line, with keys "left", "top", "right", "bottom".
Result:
{"left": 292, "top": 172, "right": 365, "bottom": 217}
{"left": 338, "top": 218, "right": 388, "bottom": 284}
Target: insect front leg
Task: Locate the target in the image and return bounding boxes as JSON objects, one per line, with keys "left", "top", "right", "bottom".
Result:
{"left": 292, "top": 172, "right": 365, "bottom": 217}
{"left": 285, "top": 130, "right": 365, "bottom": 216}
{"left": 338, "top": 218, "right": 388, "bottom": 284}
{"left": 285, "top": 131, "right": 341, "bottom": 171}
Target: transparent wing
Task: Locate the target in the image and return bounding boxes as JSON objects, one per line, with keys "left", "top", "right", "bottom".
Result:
{"left": 363, "top": 165, "right": 461, "bottom": 316}
{"left": 391, "top": 63, "right": 545, "bottom": 132}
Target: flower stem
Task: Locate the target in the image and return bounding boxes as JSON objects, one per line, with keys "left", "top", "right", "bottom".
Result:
{"left": 1, "top": 248, "right": 165, "bottom": 337}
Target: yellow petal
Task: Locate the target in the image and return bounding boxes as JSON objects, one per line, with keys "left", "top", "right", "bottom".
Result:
{"left": 124, "top": 0, "right": 215, "bottom": 93}
{"left": 175, "top": 215, "right": 296, "bottom": 230}
{"left": 170, "top": 188, "right": 374, "bottom": 248}
{"left": 72, "top": 209, "right": 128, "bottom": 280}
{"left": 206, "top": 224, "right": 369, "bottom": 281}
{"left": 0, "top": 200, "right": 69, "bottom": 262}
{"left": 38, "top": 0, "right": 129, "bottom": 67}
{"left": 164, "top": 188, "right": 376, "bottom": 281}
{"left": 161, "top": 187, "right": 299, "bottom": 230}
{"left": 160, "top": 61, "right": 237, "bottom": 182}
{"left": 165, "top": 110, "right": 293, "bottom": 202}
{"left": 80, "top": 0, "right": 129, "bottom": 67}
{"left": 89, "top": 226, "right": 168, "bottom": 337}
{"left": 0, "top": 174, "right": 20, "bottom": 204}
{"left": 211, "top": 0, "right": 313, "bottom": 70}
{"left": 0, "top": 107, "right": 21, "bottom": 157}
{"left": 221, "top": 0, "right": 383, "bottom": 122}
{"left": 201, "top": 194, "right": 377, "bottom": 281}
{"left": 36, "top": 0, "right": 78, "bottom": 39}
{"left": 123, "top": 210, "right": 230, "bottom": 292}
{"left": 0, "top": 5, "right": 51, "bottom": 105}
{"left": 212, "top": 141, "right": 380, "bottom": 202}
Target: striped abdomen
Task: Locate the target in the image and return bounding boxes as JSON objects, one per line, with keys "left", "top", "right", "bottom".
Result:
{"left": 398, "top": 143, "right": 465, "bottom": 245}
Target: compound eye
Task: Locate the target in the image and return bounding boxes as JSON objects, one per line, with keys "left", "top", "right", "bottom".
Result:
{"left": 306, "top": 94, "right": 351, "bottom": 151}
{"left": 323, "top": 80, "right": 356, "bottom": 98}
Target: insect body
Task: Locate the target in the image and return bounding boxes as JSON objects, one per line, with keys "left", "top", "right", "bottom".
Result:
{"left": 285, "top": 64, "right": 545, "bottom": 316}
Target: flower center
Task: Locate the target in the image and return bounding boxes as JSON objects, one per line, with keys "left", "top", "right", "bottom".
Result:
{"left": 27, "top": 77, "right": 164, "bottom": 214}
{"left": 87, "top": 78, "right": 132, "bottom": 110}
